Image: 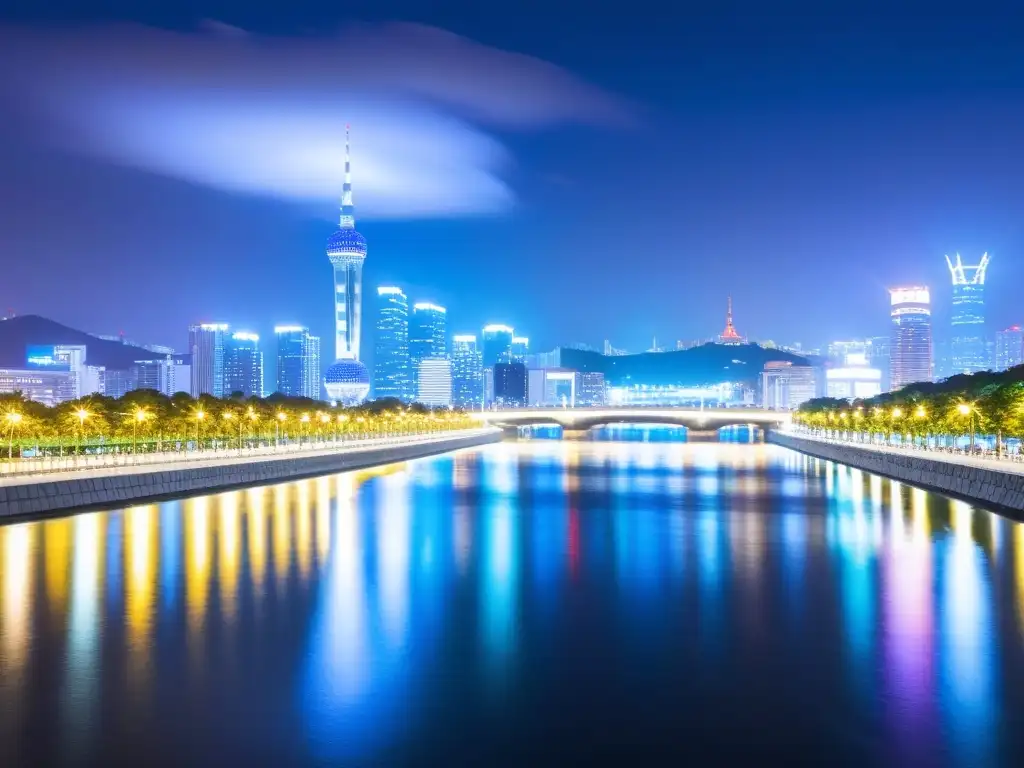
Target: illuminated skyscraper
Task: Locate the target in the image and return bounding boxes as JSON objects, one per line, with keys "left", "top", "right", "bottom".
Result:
{"left": 452, "top": 335, "right": 483, "bottom": 408}
{"left": 996, "top": 326, "right": 1024, "bottom": 371}
{"left": 189, "top": 322, "right": 228, "bottom": 397}
{"left": 889, "top": 287, "right": 932, "bottom": 390}
{"left": 224, "top": 332, "right": 263, "bottom": 397}
{"left": 946, "top": 253, "right": 990, "bottom": 375}
{"left": 275, "top": 325, "right": 320, "bottom": 398}
{"left": 417, "top": 358, "right": 452, "bottom": 407}
{"left": 374, "top": 286, "right": 411, "bottom": 400}
{"left": 323, "top": 126, "right": 371, "bottom": 405}
{"left": 511, "top": 336, "right": 529, "bottom": 363}
{"left": 410, "top": 303, "right": 447, "bottom": 394}
{"left": 482, "top": 324, "right": 514, "bottom": 367}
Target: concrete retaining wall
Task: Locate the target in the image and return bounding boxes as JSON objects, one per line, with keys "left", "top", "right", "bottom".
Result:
{"left": 768, "top": 431, "right": 1024, "bottom": 514}
{"left": 0, "top": 430, "right": 502, "bottom": 520}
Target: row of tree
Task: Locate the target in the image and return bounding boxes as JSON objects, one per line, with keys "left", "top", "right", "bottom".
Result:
{"left": 0, "top": 390, "right": 478, "bottom": 454}
{"left": 795, "top": 366, "right": 1024, "bottom": 440}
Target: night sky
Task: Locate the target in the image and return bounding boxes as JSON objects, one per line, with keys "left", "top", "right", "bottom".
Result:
{"left": 2, "top": 1, "right": 1024, "bottom": 360}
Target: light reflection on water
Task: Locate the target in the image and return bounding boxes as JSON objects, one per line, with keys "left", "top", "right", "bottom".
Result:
{"left": 0, "top": 440, "right": 1023, "bottom": 764}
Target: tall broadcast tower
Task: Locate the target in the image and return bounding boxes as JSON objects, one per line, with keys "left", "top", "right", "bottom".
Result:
{"left": 945, "top": 252, "right": 990, "bottom": 376}
{"left": 323, "top": 126, "right": 371, "bottom": 405}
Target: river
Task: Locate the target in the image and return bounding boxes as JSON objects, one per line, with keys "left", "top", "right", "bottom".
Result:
{"left": 1, "top": 435, "right": 1023, "bottom": 765}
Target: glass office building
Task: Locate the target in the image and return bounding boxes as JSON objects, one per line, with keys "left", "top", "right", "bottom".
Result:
{"left": 224, "top": 332, "right": 263, "bottom": 397}
{"left": 451, "top": 335, "right": 483, "bottom": 409}
{"left": 275, "top": 325, "right": 321, "bottom": 399}
{"left": 946, "top": 253, "right": 990, "bottom": 374}
{"left": 373, "top": 286, "right": 411, "bottom": 400}
{"left": 889, "top": 287, "right": 933, "bottom": 390}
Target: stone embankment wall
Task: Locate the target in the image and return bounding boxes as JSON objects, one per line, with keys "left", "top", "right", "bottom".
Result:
{"left": 768, "top": 431, "right": 1024, "bottom": 514}
{"left": 0, "top": 430, "right": 502, "bottom": 519}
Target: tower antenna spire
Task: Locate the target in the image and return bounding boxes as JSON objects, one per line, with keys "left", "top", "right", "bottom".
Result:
{"left": 720, "top": 296, "right": 742, "bottom": 342}
{"left": 340, "top": 123, "right": 355, "bottom": 229}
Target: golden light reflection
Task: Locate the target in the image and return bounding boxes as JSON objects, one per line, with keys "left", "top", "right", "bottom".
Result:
{"left": 1, "top": 523, "right": 33, "bottom": 677}
{"left": 43, "top": 517, "right": 72, "bottom": 618}
{"left": 247, "top": 488, "right": 266, "bottom": 593}
{"left": 273, "top": 483, "right": 290, "bottom": 587}
{"left": 219, "top": 491, "right": 240, "bottom": 622}
{"left": 296, "top": 480, "right": 312, "bottom": 579}
{"left": 912, "top": 488, "right": 930, "bottom": 542}
{"left": 126, "top": 505, "right": 157, "bottom": 674}
{"left": 316, "top": 476, "right": 331, "bottom": 567}
{"left": 185, "top": 496, "right": 211, "bottom": 637}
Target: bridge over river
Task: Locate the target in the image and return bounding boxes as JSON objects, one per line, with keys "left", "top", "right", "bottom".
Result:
{"left": 470, "top": 407, "right": 792, "bottom": 434}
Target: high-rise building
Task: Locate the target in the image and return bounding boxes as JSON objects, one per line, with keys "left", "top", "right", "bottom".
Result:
{"left": 410, "top": 303, "right": 447, "bottom": 393}
{"left": 373, "top": 286, "right": 411, "bottom": 400}
{"left": 761, "top": 361, "right": 816, "bottom": 410}
{"left": 511, "top": 336, "right": 529, "bottom": 362}
{"left": 946, "top": 253, "right": 990, "bottom": 375}
{"left": 996, "top": 326, "right": 1024, "bottom": 371}
{"left": 451, "top": 335, "right": 483, "bottom": 409}
{"left": 189, "top": 323, "right": 228, "bottom": 397}
{"left": 889, "top": 287, "right": 933, "bottom": 390}
{"left": 224, "top": 332, "right": 263, "bottom": 397}
{"left": 133, "top": 354, "right": 191, "bottom": 397}
{"left": 275, "top": 326, "right": 320, "bottom": 399}
{"left": 417, "top": 358, "right": 452, "bottom": 407}
{"left": 323, "top": 126, "right": 371, "bottom": 405}
{"left": 482, "top": 324, "right": 514, "bottom": 367}
{"left": 579, "top": 372, "right": 607, "bottom": 406}
{"left": 0, "top": 368, "right": 76, "bottom": 406}
{"left": 825, "top": 353, "right": 882, "bottom": 400}
{"left": 494, "top": 362, "right": 528, "bottom": 407}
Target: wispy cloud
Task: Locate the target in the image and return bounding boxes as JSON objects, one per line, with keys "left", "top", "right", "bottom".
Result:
{"left": 0, "top": 22, "right": 631, "bottom": 219}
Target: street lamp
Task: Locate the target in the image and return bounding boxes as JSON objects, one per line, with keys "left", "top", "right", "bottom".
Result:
{"left": 132, "top": 409, "right": 148, "bottom": 459}
{"left": 276, "top": 412, "right": 286, "bottom": 446}
{"left": 195, "top": 409, "right": 206, "bottom": 451}
{"left": 247, "top": 408, "right": 258, "bottom": 448}
{"left": 300, "top": 413, "right": 310, "bottom": 445}
{"left": 957, "top": 403, "right": 977, "bottom": 453}
{"left": 5, "top": 412, "right": 23, "bottom": 460}
{"left": 75, "top": 408, "right": 89, "bottom": 460}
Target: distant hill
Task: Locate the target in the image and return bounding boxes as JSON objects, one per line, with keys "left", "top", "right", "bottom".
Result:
{"left": 0, "top": 315, "right": 171, "bottom": 370}
{"left": 559, "top": 343, "right": 815, "bottom": 386}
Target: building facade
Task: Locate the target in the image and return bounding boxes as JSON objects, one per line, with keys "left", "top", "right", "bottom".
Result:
{"left": 417, "top": 358, "right": 453, "bottom": 407}
{"left": 825, "top": 352, "right": 882, "bottom": 400}
{"left": 410, "top": 303, "right": 447, "bottom": 394}
{"left": 133, "top": 354, "right": 191, "bottom": 397}
{"left": 224, "top": 332, "right": 263, "bottom": 397}
{"left": 482, "top": 324, "right": 514, "bottom": 367}
{"left": 996, "top": 326, "right": 1024, "bottom": 371}
{"left": 451, "top": 335, "right": 483, "bottom": 409}
{"left": 373, "top": 286, "right": 411, "bottom": 401}
{"left": 761, "top": 361, "right": 816, "bottom": 410}
{"left": 946, "top": 253, "right": 990, "bottom": 375}
{"left": 494, "top": 362, "right": 528, "bottom": 407}
{"left": 889, "top": 287, "right": 933, "bottom": 391}
{"left": 189, "top": 323, "right": 228, "bottom": 398}
{"left": 511, "top": 336, "right": 529, "bottom": 363}
{"left": 0, "top": 369, "right": 76, "bottom": 406}
{"left": 275, "top": 326, "right": 320, "bottom": 399}
{"left": 323, "top": 127, "right": 371, "bottom": 405}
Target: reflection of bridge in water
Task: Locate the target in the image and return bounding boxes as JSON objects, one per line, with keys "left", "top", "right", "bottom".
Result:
{"left": 470, "top": 408, "right": 791, "bottom": 437}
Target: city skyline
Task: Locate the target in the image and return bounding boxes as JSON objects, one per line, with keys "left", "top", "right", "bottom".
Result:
{"left": 4, "top": 7, "right": 1024, "bottom": 354}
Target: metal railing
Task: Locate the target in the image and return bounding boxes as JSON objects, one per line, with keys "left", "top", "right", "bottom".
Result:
{"left": 0, "top": 428, "right": 497, "bottom": 480}
{"left": 785, "top": 426, "right": 1024, "bottom": 466}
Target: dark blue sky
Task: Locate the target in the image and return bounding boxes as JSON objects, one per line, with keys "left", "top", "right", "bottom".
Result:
{"left": 2, "top": 1, "right": 1024, "bottom": 360}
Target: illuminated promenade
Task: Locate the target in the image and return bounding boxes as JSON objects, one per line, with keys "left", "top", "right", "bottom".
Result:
{"left": 771, "top": 429, "right": 1024, "bottom": 514}
{"left": 0, "top": 429, "right": 500, "bottom": 518}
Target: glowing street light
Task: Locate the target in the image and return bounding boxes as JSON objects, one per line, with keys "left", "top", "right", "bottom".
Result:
{"left": 276, "top": 412, "right": 287, "bottom": 445}
{"left": 957, "top": 403, "right": 977, "bottom": 452}
{"left": 892, "top": 407, "right": 903, "bottom": 418}
{"left": 5, "top": 412, "right": 23, "bottom": 459}
{"left": 132, "top": 409, "right": 149, "bottom": 458}
{"left": 915, "top": 406, "right": 926, "bottom": 419}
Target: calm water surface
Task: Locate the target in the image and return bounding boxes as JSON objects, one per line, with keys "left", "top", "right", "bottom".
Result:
{"left": 2, "top": 437, "right": 1024, "bottom": 765}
